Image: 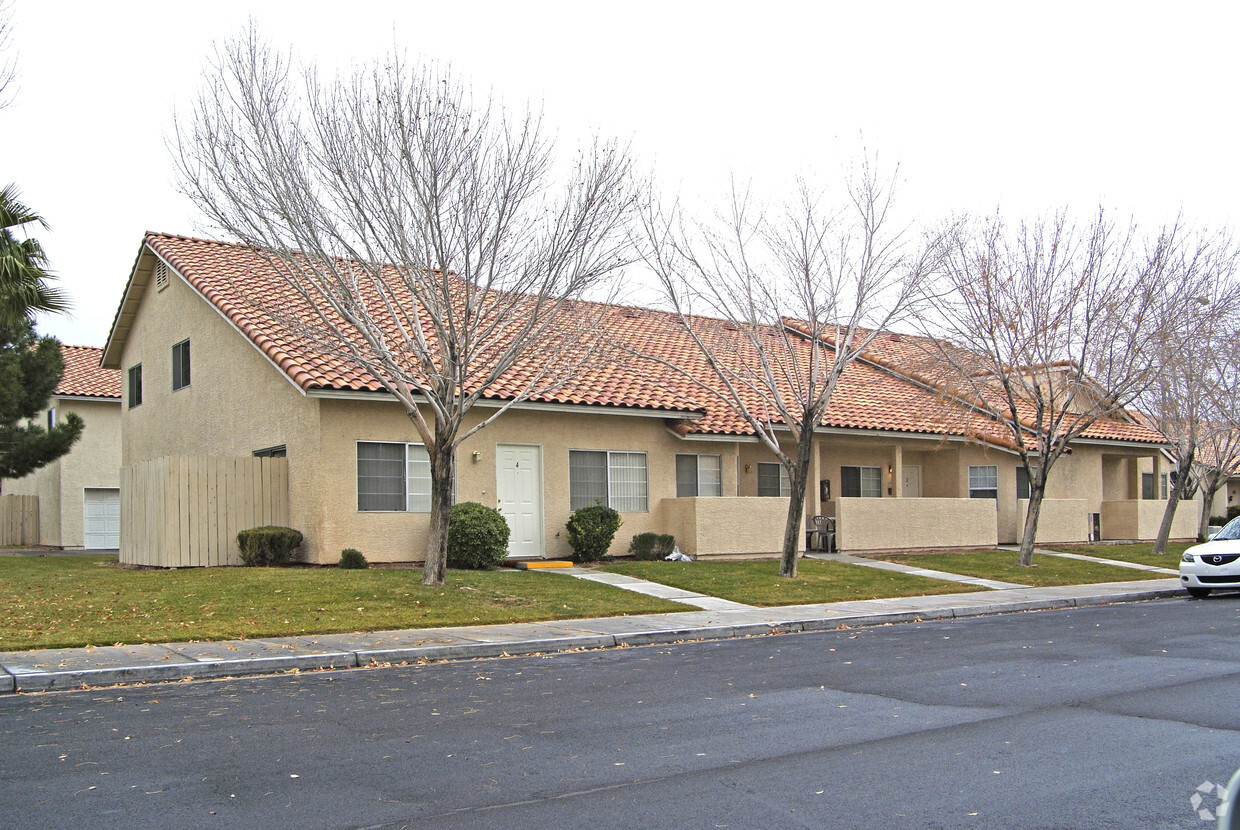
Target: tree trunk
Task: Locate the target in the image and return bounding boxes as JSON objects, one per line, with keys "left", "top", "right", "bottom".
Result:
{"left": 421, "top": 439, "right": 455, "bottom": 587}
{"left": 1198, "top": 472, "right": 1224, "bottom": 542}
{"left": 1017, "top": 484, "right": 1046, "bottom": 567}
{"left": 1153, "top": 450, "right": 1195, "bottom": 556}
{"left": 779, "top": 434, "right": 815, "bottom": 579}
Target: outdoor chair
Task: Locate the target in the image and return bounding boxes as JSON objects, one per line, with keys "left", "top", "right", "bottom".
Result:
{"left": 807, "top": 515, "right": 835, "bottom": 552}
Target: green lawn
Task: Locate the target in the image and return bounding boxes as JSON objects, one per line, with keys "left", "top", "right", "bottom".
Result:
{"left": 879, "top": 550, "right": 1171, "bottom": 587}
{"left": 0, "top": 555, "right": 688, "bottom": 652}
{"left": 1040, "top": 543, "right": 1190, "bottom": 568}
{"left": 603, "top": 558, "right": 978, "bottom": 607}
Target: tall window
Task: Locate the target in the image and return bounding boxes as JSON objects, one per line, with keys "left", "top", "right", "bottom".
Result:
{"left": 1016, "top": 464, "right": 1040, "bottom": 500}
{"left": 1141, "top": 473, "right": 1157, "bottom": 500}
{"left": 47, "top": 407, "right": 56, "bottom": 430}
{"left": 676, "top": 454, "right": 721, "bottom": 497}
{"left": 128, "top": 364, "right": 142, "bottom": 408}
{"left": 757, "top": 462, "right": 791, "bottom": 497}
{"left": 1160, "top": 473, "right": 1169, "bottom": 500}
{"left": 172, "top": 339, "right": 191, "bottom": 391}
{"left": 357, "top": 441, "right": 432, "bottom": 512}
{"left": 841, "top": 466, "right": 882, "bottom": 498}
{"left": 969, "top": 465, "right": 999, "bottom": 499}
{"left": 569, "top": 450, "right": 648, "bottom": 512}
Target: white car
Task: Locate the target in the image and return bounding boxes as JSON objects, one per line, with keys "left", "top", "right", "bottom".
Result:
{"left": 1180, "top": 517, "right": 1240, "bottom": 598}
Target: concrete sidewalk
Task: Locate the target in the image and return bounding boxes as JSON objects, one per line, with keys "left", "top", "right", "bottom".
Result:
{"left": 0, "top": 577, "right": 1183, "bottom": 694}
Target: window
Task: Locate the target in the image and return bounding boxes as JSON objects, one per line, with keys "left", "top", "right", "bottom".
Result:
{"left": 128, "top": 364, "right": 142, "bottom": 408}
{"left": 841, "top": 466, "right": 882, "bottom": 498}
{"left": 569, "top": 450, "right": 648, "bottom": 512}
{"left": 676, "top": 454, "right": 721, "bottom": 497}
{"left": 172, "top": 339, "right": 191, "bottom": 391}
{"left": 757, "top": 462, "right": 791, "bottom": 497}
{"left": 1016, "top": 464, "right": 1040, "bottom": 500}
{"left": 357, "top": 441, "right": 432, "bottom": 512}
{"left": 1141, "top": 473, "right": 1157, "bottom": 500}
{"left": 969, "top": 465, "right": 998, "bottom": 499}
{"left": 253, "top": 445, "right": 287, "bottom": 458}
{"left": 1160, "top": 473, "right": 1169, "bottom": 500}
{"left": 47, "top": 407, "right": 56, "bottom": 430}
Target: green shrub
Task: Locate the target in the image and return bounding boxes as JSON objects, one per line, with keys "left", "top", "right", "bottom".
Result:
{"left": 446, "top": 502, "right": 510, "bottom": 569}
{"left": 236, "top": 526, "right": 303, "bottom": 566}
{"left": 1228, "top": 505, "right": 1240, "bottom": 522}
{"left": 629, "top": 532, "right": 676, "bottom": 561}
{"left": 566, "top": 504, "right": 622, "bottom": 563}
{"left": 339, "top": 548, "right": 369, "bottom": 569}
{"left": 1210, "top": 516, "right": 1229, "bottom": 527}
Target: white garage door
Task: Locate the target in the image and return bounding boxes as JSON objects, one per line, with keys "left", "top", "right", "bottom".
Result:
{"left": 83, "top": 488, "right": 120, "bottom": 549}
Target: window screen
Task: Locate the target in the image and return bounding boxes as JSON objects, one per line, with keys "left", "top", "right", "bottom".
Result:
{"left": 841, "top": 466, "right": 882, "bottom": 498}
{"left": 676, "top": 454, "right": 722, "bottom": 497}
{"left": 172, "top": 339, "right": 191, "bottom": 390}
{"left": 757, "top": 462, "right": 790, "bottom": 497}
{"left": 969, "top": 465, "right": 998, "bottom": 499}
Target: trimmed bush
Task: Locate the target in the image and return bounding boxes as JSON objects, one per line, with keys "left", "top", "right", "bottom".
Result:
{"left": 1229, "top": 505, "right": 1240, "bottom": 522}
{"left": 236, "top": 525, "right": 303, "bottom": 567}
{"left": 447, "top": 502, "right": 511, "bottom": 569}
{"left": 629, "top": 532, "right": 676, "bottom": 561}
{"left": 566, "top": 504, "right": 622, "bottom": 564}
{"left": 339, "top": 548, "right": 369, "bottom": 569}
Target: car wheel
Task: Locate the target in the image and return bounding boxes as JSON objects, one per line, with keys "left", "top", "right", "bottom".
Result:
{"left": 1186, "top": 587, "right": 1212, "bottom": 599}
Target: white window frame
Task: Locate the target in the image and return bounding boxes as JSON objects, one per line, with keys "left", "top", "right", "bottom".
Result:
{"left": 757, "top": 462, "right": 791, "bottom": 497}
{"left": 569, "top": 450, "right": 649, "bottom": 513}
{"left": 969, "top": 465, "right": 999, "bottom": 500}
{"left": 356, "top": 441, "right": 434, "bottom": 513}
{"left": 676, "top": 453, "right": 722, "bottom": 498}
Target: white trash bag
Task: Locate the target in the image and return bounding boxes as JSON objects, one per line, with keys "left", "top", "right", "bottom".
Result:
{"left": 664, "top": 545, "right": 693, "bottom": 562}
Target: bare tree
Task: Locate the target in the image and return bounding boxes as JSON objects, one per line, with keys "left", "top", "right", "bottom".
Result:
{"left": 1191, "top": 411, "right": 1240, "bottom": 539}
{"left": 1138, "top": 231, "right": 1240, "bottom": 553}
{"left": 174, "top": 28, "right": 636, "bottom": 586}
{"left": 640, "top": 165, "right": 939, "bottom": 578}
{"left": 923, "top": 210, "right": 1193, "bottom": 567}
{"left": 0, "top": 1, "right": 15, "bottom": 109}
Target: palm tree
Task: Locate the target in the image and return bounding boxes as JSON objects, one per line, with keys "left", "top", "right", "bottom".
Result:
{"left": 0, "top": 184, "right": 68, "bottom": 322}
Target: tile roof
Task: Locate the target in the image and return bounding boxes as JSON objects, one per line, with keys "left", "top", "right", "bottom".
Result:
{"left": 126, "top": 233, "right": 1165, "bottom": 449}
{"left": 56, "top": 345, "right": 120, "bottom": 399}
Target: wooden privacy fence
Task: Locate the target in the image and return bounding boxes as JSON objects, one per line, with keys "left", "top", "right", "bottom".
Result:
{"left": 120, "top": 456, "right": 289, "bottom": 567}
{"left": 0, "top": 494, "right": 39, "bottom": 546}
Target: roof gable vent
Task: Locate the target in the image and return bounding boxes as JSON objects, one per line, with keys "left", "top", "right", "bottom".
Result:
{"left": 155, "top": 262, "right": 169, "bottom": 291}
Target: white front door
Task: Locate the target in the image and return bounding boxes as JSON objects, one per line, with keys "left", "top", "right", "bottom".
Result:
{"left": 901, "top": 466, "right": 922, "bottom": 498}
{"left": 83, "top": 488, "right": 121, "bottom": 548}
{"left": 496, "top": 444, "right": 544, "bottom": 558}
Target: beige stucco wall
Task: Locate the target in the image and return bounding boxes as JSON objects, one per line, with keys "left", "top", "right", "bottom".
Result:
{"left": 3, "top": 397, "right": 121, "bottom": 547}
{"left": 834, "top": 496, "right": 998, "bottom": 551}
{"left": 117, "top": 256, "right": 324, "bottom": 556}
{"left": 663, "top": 496, "right": 792, "bottom": 557}
{"left": 1016, "top": 498, "right": 1088, "bottom": 544}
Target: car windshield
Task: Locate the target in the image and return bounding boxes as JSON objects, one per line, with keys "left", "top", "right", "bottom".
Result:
{"left": 1214, "top": 517, "right": 1240, "bottom": 541}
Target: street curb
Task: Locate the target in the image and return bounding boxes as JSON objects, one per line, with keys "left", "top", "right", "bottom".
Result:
{"left": 0, "top": 584, "right": 1184, "bottom": 693}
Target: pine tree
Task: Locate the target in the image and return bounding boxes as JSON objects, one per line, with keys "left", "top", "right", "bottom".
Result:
{"left": 0, "top": 320, "right": 82, "bottom": 478}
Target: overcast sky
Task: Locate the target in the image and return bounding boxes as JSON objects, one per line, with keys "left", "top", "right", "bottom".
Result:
{"left": 4, "top": 0, "right": 1237, "bottom": 347}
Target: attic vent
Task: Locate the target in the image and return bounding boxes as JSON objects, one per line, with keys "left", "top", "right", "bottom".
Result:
{"left": 155, "top": 262, "right": 169, "bottom": 291}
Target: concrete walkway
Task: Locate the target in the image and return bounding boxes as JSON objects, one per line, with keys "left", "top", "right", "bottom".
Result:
{"left": 805, "top": 551, "right": 1031, "bottom": 589}
{"left": 0, "top": 577, "right": 1183, "bottom": 694}
{"left": 556, "top": 567, "right": 756, "bottom": 611}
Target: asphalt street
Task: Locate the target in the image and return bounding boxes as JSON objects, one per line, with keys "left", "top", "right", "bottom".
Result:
{"left": 2, "top": 597, "right": 1238, "bottom": 830}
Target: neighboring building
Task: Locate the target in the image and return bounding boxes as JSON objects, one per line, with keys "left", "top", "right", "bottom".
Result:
{"left": 102, "top": 233, "right": 1195, "bottom": 566}
{"left": 2, "top": 345, "right": 122, "bottom": 548}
